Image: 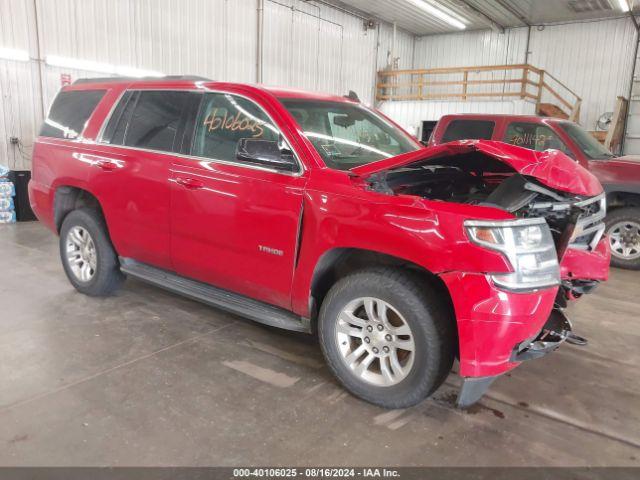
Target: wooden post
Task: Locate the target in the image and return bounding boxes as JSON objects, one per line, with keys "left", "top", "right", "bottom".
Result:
{"left": 605, "top": 96, "right": 628, "bottom": 152}
{"left": 569, "top": 99, "right": 582, "bottom": 123}
{"left": 520, "top": 66, "right": 528, "bottom": 99}
{"left": 462, "top": 71, "right": 468, "bottom": 100}
{"left": 536, "top": 70, "right": 545, "bottom": 113}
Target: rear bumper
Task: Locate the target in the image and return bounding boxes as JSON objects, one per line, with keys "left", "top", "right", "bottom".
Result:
{"left": 28, "top": 180, "right": 54, "bottom": 230}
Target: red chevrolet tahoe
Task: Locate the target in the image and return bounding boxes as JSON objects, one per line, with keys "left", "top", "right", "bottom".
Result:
{"left": 430, "top": 113, "right": 640, "bottom": 269}
{"left": 29, "top": 77, "right": 609, "bottom": 409}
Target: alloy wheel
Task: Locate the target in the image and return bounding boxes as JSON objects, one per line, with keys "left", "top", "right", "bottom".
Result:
{"left": 65, "top": 226, "right": 98, "bottom": 282}
{"left": 335, "top": 297, "right": 415, "bottom": 387}
{"left": 608, "top": 221, "right": 640, "bottom": 260}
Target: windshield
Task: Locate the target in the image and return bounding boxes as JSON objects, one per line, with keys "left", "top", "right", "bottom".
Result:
{"left": 559, "top": 122, "right": 615, "bottom": 160}
{"left": 279, "top": 99, "right": 419, "bottom": 170}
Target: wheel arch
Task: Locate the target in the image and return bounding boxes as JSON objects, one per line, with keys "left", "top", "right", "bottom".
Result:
{"left": 53, "top": 185, "right": 105, "bottom": 233}
{"left": 606, "top": 190, "right": 640, "bottom": 211}
{"left": 308, "top": 247, "right": 458, "bottom": 351}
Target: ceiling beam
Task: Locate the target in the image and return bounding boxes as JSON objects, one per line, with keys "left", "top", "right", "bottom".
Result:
{"left": 494, "top": 0, "right": 530, "bottom": 26}
{"left": 452, "top": 0, "right": 505, "bottom": 32}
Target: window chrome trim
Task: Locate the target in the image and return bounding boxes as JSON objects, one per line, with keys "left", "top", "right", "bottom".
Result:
{"left": 94, "top": 87, "right": 305, "bottom": 177}
{"left": 84, "top": 143, "right": 304, "bottom": 177}
{"left": 95, "top": 89, "right": 128, "bottom": 142}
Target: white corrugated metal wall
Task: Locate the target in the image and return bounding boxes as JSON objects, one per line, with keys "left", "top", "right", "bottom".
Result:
{"left": 0, "top": 0, "right": 414, "bottom": 170}
{"left": 408, "top": 17, "right": 638, "bottom": 139}
{"left": 527, "top": 18, "right": 637, "bottom": 132}
{"left": 2, "top": 1, "right": 638, "bottom": 171}
{"left": 0, "top": 0, "right": 41, "bottom": 171}
{"left": 379, "top": 100, "right": 537, "bottom": 137}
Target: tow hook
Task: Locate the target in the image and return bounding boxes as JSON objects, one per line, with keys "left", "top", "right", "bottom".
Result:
{"left": 566, "top": 331, "right": 588, "bottom": 346}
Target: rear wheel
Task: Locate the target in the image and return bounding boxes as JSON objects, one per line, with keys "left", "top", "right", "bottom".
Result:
{"left": 318, "top": 268, "right": 454, "bottom": 409}
{"left": 59, "top": 208, "right": 125, "bottom": 296}
{"left": 606, "top": 207, "right": 640, "bottom": 270}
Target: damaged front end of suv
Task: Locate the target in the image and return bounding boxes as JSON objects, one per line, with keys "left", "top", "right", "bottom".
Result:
{"left": 352, "top": 140, "right": 610, "bottom": 407}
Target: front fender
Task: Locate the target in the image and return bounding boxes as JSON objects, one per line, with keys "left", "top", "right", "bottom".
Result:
{"left": 290, "top": 188, "right": 512, "bottom": 316}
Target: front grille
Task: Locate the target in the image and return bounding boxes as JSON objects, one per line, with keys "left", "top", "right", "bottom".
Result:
{"left": 569, "top": 194, "right": 606, "bottom": 250}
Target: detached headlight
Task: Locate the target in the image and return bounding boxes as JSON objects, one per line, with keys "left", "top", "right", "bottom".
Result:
{"left": 465, "top": 218, "right": 560, "bottom": 292}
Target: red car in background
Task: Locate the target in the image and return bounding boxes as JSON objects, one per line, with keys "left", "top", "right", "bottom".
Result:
{"left": 30, "top": 78, "right": 608, "bottom": 408}
{"left": 430, "top": 114, "right": 640, "bottom": 269}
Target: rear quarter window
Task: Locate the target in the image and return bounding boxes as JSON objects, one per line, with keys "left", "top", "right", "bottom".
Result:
{"left": 441, "top": 119, "right": 495, "bottom": 143}
{"left": 40, "top": 90, "right": 106, "bottom": 139}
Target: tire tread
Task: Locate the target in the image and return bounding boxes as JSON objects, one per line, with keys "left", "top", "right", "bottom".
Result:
{"left": 318, "top": 267, "right": 455, "bottom": 409}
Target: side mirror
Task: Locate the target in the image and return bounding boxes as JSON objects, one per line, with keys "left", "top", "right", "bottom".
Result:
{"left": 235, "top": 138, "right": 298, "bottom": 172}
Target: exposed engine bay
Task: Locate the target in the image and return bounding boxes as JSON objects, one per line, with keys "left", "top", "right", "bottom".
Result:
{"left": 366, "top": 151, "right": 607, "bottom": 300}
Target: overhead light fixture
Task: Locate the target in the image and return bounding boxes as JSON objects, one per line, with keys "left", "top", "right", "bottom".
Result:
{"left": 0, "top": 47, "right": 30, "bottom": 62}
{"left": 405, "top": 0, "right": 466, "bottom": 30}
{"left": 617, "top": 0, "right": 631, "bottom": 12}
{"left": 45, "top": 55, "right": 163, "bottom": 78}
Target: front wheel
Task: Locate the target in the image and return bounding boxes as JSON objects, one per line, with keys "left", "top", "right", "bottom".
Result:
{"left": 605, "top": 207, "right": 640, "bottom": 270}
{"left": 318, "top": 268, "right": 454, "bottom": 409}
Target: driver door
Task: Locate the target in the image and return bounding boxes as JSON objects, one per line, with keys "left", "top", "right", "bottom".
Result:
{"left": 170, "top": 92, "right": 306, "bottom": 309}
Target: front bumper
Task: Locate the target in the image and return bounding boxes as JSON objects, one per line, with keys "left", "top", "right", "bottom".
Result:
{"left": 456, "top": 308, "right": 587, "bottom": 408}
{"left": 444, "top": 234, "right": 608, "bottom": 408}
{"left": 510, "top": 308, "right": 586, "bottom": 362}
{"left": 440, "top": 271, "right": 558, "bottom": 378}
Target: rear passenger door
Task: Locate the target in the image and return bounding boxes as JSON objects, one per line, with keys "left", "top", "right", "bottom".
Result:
{"left": 88, "top": 89, "right": 199, "bottom": 269}
{"left": 169, "top": 91, "right": 306, "bottom": 309}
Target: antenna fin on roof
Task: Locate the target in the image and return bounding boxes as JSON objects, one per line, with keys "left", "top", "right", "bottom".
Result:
{"left": 345, "top": 90, "right": 360, "bottom": 102}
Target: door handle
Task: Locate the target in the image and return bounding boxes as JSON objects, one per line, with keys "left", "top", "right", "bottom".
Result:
{"left": 94, "top": 159, "right": 119, "bottom": 171}
{"left": 176, "top": 177, "right": 204, "bottom": 190}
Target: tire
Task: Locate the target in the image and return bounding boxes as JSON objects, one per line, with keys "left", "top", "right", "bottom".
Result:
{"left": 59, "top": 208, "right": 125, "bottom": 296}
{"left": 605, "top": 207, "right": 640, "bottom": 270}
{"left": 318, "top": 267, "right": 455, "bottom": 409}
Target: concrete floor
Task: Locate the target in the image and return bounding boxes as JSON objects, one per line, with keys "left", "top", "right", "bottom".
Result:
{"left": 0, "top": 221, "right": 638, "bottom": 467}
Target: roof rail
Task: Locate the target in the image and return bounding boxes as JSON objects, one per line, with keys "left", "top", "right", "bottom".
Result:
{"left": 73, "top": 75, "right": 213, "bottom": 85}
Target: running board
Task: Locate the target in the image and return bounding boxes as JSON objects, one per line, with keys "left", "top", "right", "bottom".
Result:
{"left": 119, "top": 258, "right": 311, "bottom": 333}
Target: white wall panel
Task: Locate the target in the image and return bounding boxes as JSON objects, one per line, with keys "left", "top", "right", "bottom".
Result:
{"left": 377, "top": 22, "right": 414, "bottom": 71}
{"left": 312, "top": 0, "right": 378, "bottom": 104}
{"left": 410, "top": 28, "right": 529, "bottom": 99}
{"left": 0, "top": 0, "right": 390, "bottom": 170}
{"left": 413, "top": 28, "right": 529, "bottom": 68}
{"left": 0, "top": 0, "right": 40, "bottom": 170}
{"left": 410, "top": 18, "right": 637, "bottom": 133}
{"left": 37, "top": 0, "right": 257, "bottom": 82}
{"left": 528, "top": 17, "right": 637, "bottom": 131}
{"left": 379, "top": 99, "right": 536, "bottom": 136}
{"left": 2, "top": 0, "right": 638, "bottom": 170}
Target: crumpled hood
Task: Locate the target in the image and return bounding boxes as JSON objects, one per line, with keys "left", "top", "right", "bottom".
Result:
{"left": 350, "top": 140, "right": 603, "bottom": 197}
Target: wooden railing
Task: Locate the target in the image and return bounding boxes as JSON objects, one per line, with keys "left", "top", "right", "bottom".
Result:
{"left": 376, "top": 64, "right": 582, "bottom": 122}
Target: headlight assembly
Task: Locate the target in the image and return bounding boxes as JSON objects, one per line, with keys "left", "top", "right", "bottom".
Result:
{"left": 465, "top": 218, "right": 560, "bottom": 292}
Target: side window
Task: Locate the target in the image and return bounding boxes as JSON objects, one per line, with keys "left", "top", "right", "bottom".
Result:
{"left": 101, "top": 91, "right": 135, "bottom": 145}
{"left": 123, "top": 91, "right": 193, "bottom": 152}
{"left": 40, "top": 90, "right": 106, "bottom": 139}
{"left": 191, "top": 93, "right": 280, "bottom": 163}
{"left": 504, "top": 122, "right": 571, "bottom": 155}
{"left": 441, "top": 120, "right": 495, "bottom": 143}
